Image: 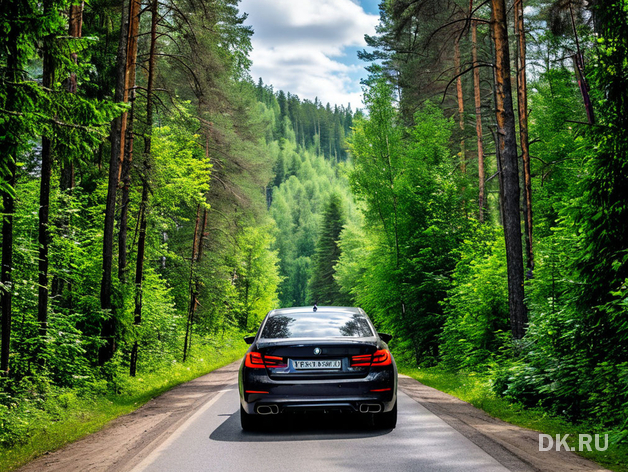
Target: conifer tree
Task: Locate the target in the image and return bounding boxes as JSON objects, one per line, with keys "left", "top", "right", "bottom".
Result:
{"left": 309, "top": 193, "right": 345, "bottom": 306}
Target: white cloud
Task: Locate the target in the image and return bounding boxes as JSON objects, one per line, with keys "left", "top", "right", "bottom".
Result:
{"left": 239, "top": 0, "right": 378, "bottom": 108}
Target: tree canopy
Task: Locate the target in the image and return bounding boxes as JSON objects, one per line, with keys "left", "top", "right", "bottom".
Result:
{"left": 2, "top": 0, "right": 628, "bottom": 460}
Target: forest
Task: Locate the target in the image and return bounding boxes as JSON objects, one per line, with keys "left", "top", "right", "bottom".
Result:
{"left": 342, "top": 0, "right": 628, "bottom": 452}
{"left": 1, "top": 0, "right": 628, "bottom": 467}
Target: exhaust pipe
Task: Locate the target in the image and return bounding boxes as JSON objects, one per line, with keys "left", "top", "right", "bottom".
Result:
{"left": 359, "top": 404, "right": 382, "bottom": 413}
{"left": 257, "top": 404, "right": 279, "bottom": 415}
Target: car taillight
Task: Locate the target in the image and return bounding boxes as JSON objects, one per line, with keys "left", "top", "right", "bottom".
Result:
{"left": 350, "top": 354, "right": 373, "bottom": 367}
{"left": 245, "top": 352, "right": 265, "bottom": 368}
{"left": 350, "top": 349, "right": 392, "bottom": 367}
{"left": 245, "top": 352, "right": 287, "bottom": 368}
{"left": 262, "top": 355, "right": 287, "bottom": 368}
{"left": 372, "top": 349, "right": 392, "bottom": 366}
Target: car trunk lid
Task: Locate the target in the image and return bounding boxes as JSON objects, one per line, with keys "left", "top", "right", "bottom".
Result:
{"left": 256, "top": 338, "right": 378, "bottom": 380}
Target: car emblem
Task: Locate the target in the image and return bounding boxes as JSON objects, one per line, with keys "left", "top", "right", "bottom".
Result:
{"left": 313, "top": 347, "right": 321, "bottom": 355}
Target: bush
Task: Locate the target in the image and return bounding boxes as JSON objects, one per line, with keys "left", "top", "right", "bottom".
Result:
{"left": 439, "top": 226, "right": 510, "bottom": 371}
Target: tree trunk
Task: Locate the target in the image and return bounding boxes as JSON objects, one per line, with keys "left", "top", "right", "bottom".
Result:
{"left": 454, "top": 36, "right": 466, "bottom": 172}
{"left": 183, "top": 205, "right": 201, "bottom": 362}
{"left": 568, "top": 3, "right": 595, "bottom": 125}
{"left": 243, "top": 248, "right": 252, "bottom": 330}
{"left": 514, "top": 0, "right": 534, "bottom": 275}
{"left": 491, "top": 0, "right": 527, "bottom": 339}
{"left": 118, "top": 100, "right": 135, "bottom": 283}
{"left": 472, "top": 21, "right": 486, "bottom": 221}
{"left": 38, "top": 142, "right": 52, "bottom": 342}
{"left": 38, "top": 0, "right": 55, "bottom": 355}
{"left": 130, "top": 0, "right": 158, "bottom": 377}
{"left": 1, "top": 1, "right": 20, "bottom": 375}
{"left": 198, "top": 208, "right": 207, "bottom": 260}
{"left": 66, "top": 1, "right": 84, "bottom": 94}
{"left": 0, "top": 154, "right": 16, "bottom": 374}
{"left": 118, "top": 0, "right": 141, "bottom": 282}
{"left": 489, "top": 34, "right": 505, "bottom": 225}
{"left": 61, "top": 0, "right": 84, "bottom": 190}
{"left": 53, "top": 1, "right": 84, "bottom": 302}
{"left": 183, "top": 206, "right": 208, "bottom": 361}
{"left": 129, "top": 183, "right": 148, "bottom": 376}
{"left": 100, "top": 0, "right": 131, "bottom": 366}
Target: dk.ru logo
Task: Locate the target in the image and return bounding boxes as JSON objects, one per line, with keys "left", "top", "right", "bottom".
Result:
{"left": 539, "top": 434, "right": 609, "bottom": 452}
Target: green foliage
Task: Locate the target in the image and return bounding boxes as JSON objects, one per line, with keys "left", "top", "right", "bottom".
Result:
{"left": 150, "top": 123, "right": 212, "bottom": 211}
{"left": 255, "top": 80, "right": 354, "bottom": 161}
{"left": 528, "top": 67, "right": 590, "bottom": 235}
{"left": 309, "top": 193, "right": 346, "bottom": 305}
{"left": 0, "top": 0, "right": 123, "bottom": 199}
{"left": 0, "top": 0, "right": 282, "bottom": 459}
{"left": 351, "top": 9, "right": 628, "bottom": 439}
{"left": 573, "top": 0, "right": 628, "bottom": 335}
{"left": 231, "top": 225, "right": 282, "bottom": 330}
{"left": 489, "top": 1, "right": 628, "bottom": 437}
{"left": 348, "top": 80, "right": 404, "bottom": 258}
{"left": 341, "top": 82, "right": 466, "bottom": 365}
{"left": 123, "top": 268, "right": 179, "bottom": 367}
{"left": 0, "top": 337, "right": 246, "bottom": 470}
{"left": 440, "top": 227, "right": 510, "bottom": 372}
{"left": 269, "top": 126, "right": 356, "bottom": 307}
{"left": 401, "top": 366, "right": 628, "bottom": 472}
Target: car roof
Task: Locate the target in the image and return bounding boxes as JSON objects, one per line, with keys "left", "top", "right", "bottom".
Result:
{"left": 267, "top": 306, "right": 365, "bottom": 317}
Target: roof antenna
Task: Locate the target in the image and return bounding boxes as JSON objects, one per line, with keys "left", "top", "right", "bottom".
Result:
{"left": 313, "top": 302, "right": 318, "bottom": 312}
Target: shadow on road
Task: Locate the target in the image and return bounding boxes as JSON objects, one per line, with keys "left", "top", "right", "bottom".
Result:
{"left": 210, "top": 410, "right": 392, "bottom": 442}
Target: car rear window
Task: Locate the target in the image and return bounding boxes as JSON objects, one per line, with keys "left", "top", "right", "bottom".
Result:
{"left": 260, "top": 313, "right": 374, "bottom": 339}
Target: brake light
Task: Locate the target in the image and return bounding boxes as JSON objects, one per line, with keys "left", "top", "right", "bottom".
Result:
{"left": 263, "top": 355, "right": 287, "bottom": 368}
{"left": 372, "top": 349, "right": 392, "bottom": 366}
{"left": 245, "top": 352, "right": 265, "bottom": 368}
{"left": 244, "top": 352, "right": 287, "bottom": 369}
{"left": 351, "top": 349, "right": 392, "bottom": 367}
{"left": 350, "top": 354, "right": 373, "bottom": 367}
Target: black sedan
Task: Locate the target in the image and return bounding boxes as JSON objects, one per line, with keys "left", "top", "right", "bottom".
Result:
{"left": 238, "top": 306, "right": 397, "bottom": 430}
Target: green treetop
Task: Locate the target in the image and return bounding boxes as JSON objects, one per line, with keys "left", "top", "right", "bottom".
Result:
{"left": 309, "top": 193, "right": 346, "bottom": 306}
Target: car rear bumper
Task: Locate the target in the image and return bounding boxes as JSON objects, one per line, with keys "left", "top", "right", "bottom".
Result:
{"left": 239, "top": 362, "right": 397, "bottom": 415}
{"left": 241, "top": 395, "right": 397, "bottom": 415}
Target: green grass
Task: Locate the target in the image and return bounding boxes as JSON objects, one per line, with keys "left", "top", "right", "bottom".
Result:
{"left": 399, "top": 366, "right": 628, "bottom": 472}
{"left": 0, "top": 339, "right": 248, "bottom": 472}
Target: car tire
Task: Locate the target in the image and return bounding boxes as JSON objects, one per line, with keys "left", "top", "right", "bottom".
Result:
{"left": 240, "top": 404, "right": 260, "bottom": 431}
{"left": 375, "top": 400, "right": 397, "bottom": 429}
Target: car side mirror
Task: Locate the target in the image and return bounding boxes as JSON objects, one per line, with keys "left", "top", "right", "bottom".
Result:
{"left": 244, "top": 335, "right": 255, "bottom": 345}
{"left": 378, "top": 332, "right": 393, "bottom": 344}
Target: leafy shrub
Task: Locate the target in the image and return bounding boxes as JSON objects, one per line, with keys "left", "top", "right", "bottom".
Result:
{"left": 439, "top": 226, "right": 510, "bottom": 371}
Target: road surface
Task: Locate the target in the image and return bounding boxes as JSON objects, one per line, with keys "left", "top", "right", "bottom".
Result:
{"left": 132, "top": 388, "right": 508, "bottom": 472}
{"left": 18, "top": 361, "right": 607, "bottom": 472}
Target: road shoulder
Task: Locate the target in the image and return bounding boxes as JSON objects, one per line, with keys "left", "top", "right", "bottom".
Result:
{"left": 399, "top": 375, "right": 609, "bottom": 472}
{"left": 16, "top": 361, "right": 241, "bottom": 472}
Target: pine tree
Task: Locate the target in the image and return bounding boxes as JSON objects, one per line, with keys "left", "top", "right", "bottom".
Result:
{"left": 309, "top": 193, "right": 345, "bottom": 306}
{"left": 491, "top": 0, "right": 527, "bottom": 338}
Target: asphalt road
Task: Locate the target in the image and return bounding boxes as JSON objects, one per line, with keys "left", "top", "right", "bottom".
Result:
{"left": 17, "top": 361, "right": 605, "bottom": 472}
{"left": 131, "top": 385, "right": 509, "bottom": 472}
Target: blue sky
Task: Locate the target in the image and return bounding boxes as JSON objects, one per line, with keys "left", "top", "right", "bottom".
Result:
{"left": 238, "top": 0, "right": 381, "bottom": 109}
{"left": 360, "top": 0, "right": 380, "bottom": 15}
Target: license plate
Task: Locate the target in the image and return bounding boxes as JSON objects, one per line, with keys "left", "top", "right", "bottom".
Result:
{"left": 293, "top": 359, "right": 341, "bottom": 370}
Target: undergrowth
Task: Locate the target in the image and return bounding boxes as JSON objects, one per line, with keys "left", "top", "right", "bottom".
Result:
{"left": 0, "top": 336, "right": 247, "bottom": 472}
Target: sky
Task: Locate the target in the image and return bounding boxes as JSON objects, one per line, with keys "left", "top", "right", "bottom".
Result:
{"left": 238, "top": 0, "right": 381, "bottom": 110}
